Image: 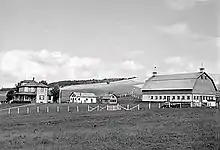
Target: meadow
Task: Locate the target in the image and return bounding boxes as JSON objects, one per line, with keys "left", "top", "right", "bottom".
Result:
{"left": 0, "top": 103, "right": 219, "bottom": 150}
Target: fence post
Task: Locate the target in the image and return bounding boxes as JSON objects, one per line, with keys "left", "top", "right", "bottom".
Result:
{"left": 127, "top": 104, "right": 129, "bottom": 110}
{"left": 88, "top": 105, "right": 90, "bottom": 112}
{"left": 57, "top": 106, "right": 59, "bottom": 112}
{"left": 180, "top": 103, "right": 182, "bottom": 108}
{"left": 97, "top": 105, "right": 100, "bottom": 111}
{"left": 148, "top": 102, "right": 151, "bottom": 109}
{"left": 8, "top": 108, "right": 11, "bottom": 115}
{"left": 159, "top": 103, "right": 161, "bottom": 108}
{"left": 68, "top": 106, "right": 70, "bottom": 112}
{"left": 46, "top": 107, "right": 49, "bottom": 113}
{"left": 137, "top": 104, "right": 140, "bottom": 110}
{"left": 27, "top": 107, "right": 30, "bottom": 114}
{"left": 17, "top": 108, "right": 20, "bottom": 114}
{"left": 76, "top": 105, "right": 79, "bottom": 112}
{"left": 37, "top": 106, "right": 40, "bottom": 113}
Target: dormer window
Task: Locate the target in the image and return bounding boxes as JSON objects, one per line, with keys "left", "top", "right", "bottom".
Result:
{"left": 201, "top": 76, "right": 203, "bottom": 79}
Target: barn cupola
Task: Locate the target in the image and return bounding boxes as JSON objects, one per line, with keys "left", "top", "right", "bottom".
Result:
{"left": 199, "top": 63, "right": 205, "bottom": 73}
{"left": 152, "top": 66, "right": 157, "bottom": 76}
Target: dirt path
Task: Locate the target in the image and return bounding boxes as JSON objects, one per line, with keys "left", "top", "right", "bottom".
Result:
{"left": 0, "top": 103, "right": 36, "bottom": 112}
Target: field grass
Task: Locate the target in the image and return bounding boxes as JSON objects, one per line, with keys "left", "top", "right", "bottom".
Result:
{"left": 0, "top": 106, "right": 220, "bottom": 150}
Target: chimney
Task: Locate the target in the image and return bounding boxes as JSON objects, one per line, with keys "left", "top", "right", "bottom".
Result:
{"left": 33, "top": 77, "right": 35, "bottom": 81}
{"left": 199, "top": 63, "right": 205, "bottom": 73}
{"left": 152, "top": 66, "right": 157, "bottom": 76}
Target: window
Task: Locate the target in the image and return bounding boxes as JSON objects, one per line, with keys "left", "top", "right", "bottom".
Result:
{"left": 203, "top": 96, "right": 205, "bottom": 100}
{"left": 39, "top": 95, "right": 44, "bottom": 100}
{"left": 150, "top": 96, "right": 153, "bottom": 99}
{"left": 159, "top": 96, "right": 162, "bottom": 100}
{"left": 204, "top": 76, "right": 207, "bottom": 80}
{"left": 41, "top": 88, "right": 44, "bottom": 92}
{"left": 163, "top": 96, "right": 166, "bottom": 100}
{"left": 28, "top": 88, "right": 31, "bottom": 92}
{"left": 201, "top": 76, "right": 203, "bottom": 79}
{"left": 155, "top": 96, "right": 158, "bottom": 100}
{"left": 172, "top": 96, "right": 175, "bottom": 100}
{"left": 187, "top": 96, "right": 190, "bottom": 100}
{"left": 181, "top": 96, "right": 185, "bottom": 100}
{"left": 194, "top": 96, "right": 196, "bottom": 100}
{"left": 197, "top": 96, "right": 199, "bottom": 100}
{"left": 177, "top": 96, "right": 180, "bottom": 100}
{"left": 210, "top": 97, "right": 213, "bottom": 100}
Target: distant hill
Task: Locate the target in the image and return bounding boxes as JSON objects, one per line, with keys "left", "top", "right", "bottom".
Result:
{"left": 48, "top": 77, "right": 137, "bottom": 88}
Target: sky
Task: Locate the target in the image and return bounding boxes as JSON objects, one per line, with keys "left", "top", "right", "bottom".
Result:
{"left": 0, "top": 0, "right": 219, "bottom": 87}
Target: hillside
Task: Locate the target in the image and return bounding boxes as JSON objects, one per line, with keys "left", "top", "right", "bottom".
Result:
{"left": 60, "top": 78, "right": 144, "bottom": 102}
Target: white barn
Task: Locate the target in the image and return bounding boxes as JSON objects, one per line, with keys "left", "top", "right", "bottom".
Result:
{"left": 69, "top": 92, "right": 97, "bottom": 104}
{"left": 142, "top": 67, "right": 218, "bottom": 107}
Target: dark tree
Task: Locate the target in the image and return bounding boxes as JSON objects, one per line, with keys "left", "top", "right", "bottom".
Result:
{"left": 6, "top": 90, "right": 15, "bottom": 102}
{"left": 51, "top": 84, "right": 60, "bottom": 103}
{"left": 39, "top": 80, "right": 48, "bottom": 85}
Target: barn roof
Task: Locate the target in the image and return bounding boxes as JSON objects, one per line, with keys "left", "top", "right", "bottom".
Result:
{"left": 142, "top": 72, "right": 213, "bottom": 91}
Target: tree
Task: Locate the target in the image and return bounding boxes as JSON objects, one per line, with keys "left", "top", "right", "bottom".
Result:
{"left": 6, "top": 90, "right": 15, "bottom": 102}
{"left": 51, "top": 84, "right": 60, "bottom": 103}
{"left": 39, "top": 80, "right": 48, "bottom": 85}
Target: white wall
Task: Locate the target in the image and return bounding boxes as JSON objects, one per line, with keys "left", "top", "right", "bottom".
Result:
{"left": 70, "top": 96, "right": 96, "bottom": 103}
{"left": 36, "top": 87, "right": 48, "bottom": 103}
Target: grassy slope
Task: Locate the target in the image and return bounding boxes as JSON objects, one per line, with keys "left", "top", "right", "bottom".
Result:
{"left": 0, "top": 107, "right": 219, "bottom": 150}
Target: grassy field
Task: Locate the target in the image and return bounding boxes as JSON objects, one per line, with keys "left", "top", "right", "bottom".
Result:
{"left": 0, "top": 105, "right": 219, "bottom": 150}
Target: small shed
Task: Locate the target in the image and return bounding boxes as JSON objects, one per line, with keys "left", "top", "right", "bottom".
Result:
{"left": 101, "top": 93, "right": 118, "bottom": 104}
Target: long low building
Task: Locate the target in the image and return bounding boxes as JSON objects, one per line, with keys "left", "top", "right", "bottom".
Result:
{"left": 142, "top": 67, "right": 218, "bottom": 107}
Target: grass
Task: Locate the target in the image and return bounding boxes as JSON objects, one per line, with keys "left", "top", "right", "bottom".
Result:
{"left": 0, "top": 105, "right": 220, "bottom": 150}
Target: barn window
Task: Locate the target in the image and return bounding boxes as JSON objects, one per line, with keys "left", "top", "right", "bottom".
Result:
{"left": 181, "top": 96, "right": 185, "bottom": 100}
{"left": 177, "top": 96, "right": 180, "bottom": 100}
{"left": 187, "top": 96, "right": 190, "bottom": 100}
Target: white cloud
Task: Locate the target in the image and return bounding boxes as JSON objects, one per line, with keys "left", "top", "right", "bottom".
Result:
{"left": 121, "top": 60, "right": 145, "bottom": 71}
{"left": 166, "top": 0, "right": 210, "bottom": 11}
{"left": 0, "top": 49, "right": 102, "bottom": 87}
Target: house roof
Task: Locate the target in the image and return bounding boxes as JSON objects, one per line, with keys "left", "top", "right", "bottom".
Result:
{"left": 102, "top": 93, "right": 117, "bottom": 100}
{"left": 19, "top": 80, "right": 48, "bottom": 88}
{"left": 142, "top": 72, "right": 216, "bottom": 91}
{"left": 70, "top": 92, "right": 97, "bottom": 98}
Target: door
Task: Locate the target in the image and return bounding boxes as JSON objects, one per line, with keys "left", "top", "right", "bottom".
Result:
{"left": 167, "top": 96, "right": 170, "bottom": 102}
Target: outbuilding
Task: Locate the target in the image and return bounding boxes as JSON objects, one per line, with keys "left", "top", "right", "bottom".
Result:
{"left": 69, "top": 92, "right": 97, "bottom": 103}
{"left": 101, "top": 93, "right": 118, "bottom": 104}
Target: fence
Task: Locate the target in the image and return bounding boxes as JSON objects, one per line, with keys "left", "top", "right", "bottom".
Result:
{"left": 88, "top": 104, "right": 140, "bottom": 112}
{"left": 5, "top": 104, "right": 142, "bottom": 115}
